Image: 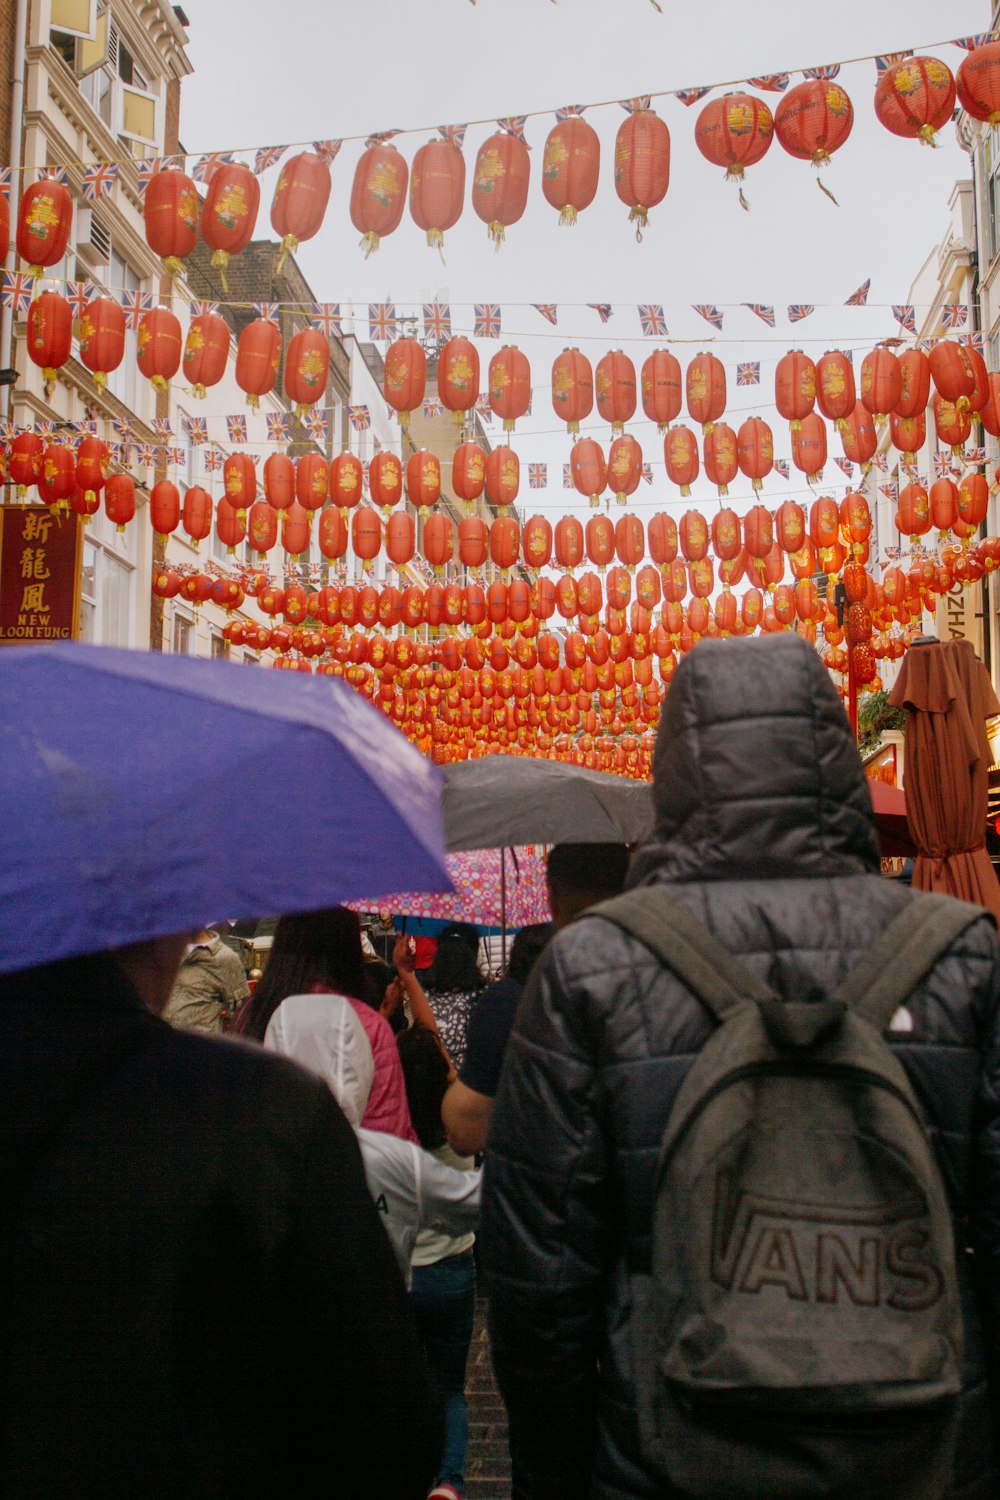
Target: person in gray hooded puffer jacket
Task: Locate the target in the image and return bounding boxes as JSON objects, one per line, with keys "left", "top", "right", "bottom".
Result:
{"left": 481, "top": 632, "right": 1000, "bottom": 1500}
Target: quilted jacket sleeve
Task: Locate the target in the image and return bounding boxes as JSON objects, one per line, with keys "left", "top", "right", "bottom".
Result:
{"left": 481, "top": 933, "right": 610, "bottom": 1499}
{"left": 969, "top": 921, "right": 1000, "bottom": 1467}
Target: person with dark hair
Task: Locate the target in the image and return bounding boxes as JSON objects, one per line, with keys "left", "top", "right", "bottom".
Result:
{"left": 398, "top": 1025, "right": 479, "bottom": 1500}
{"left": 408, "top": 922, "right": 486, "bottom": 1074}
{"left": 544, "top": 842, "right": 631, "bottom": 929}
{"left": 233, "top": 906, "right": 417, "bottom": 1143}
{"left": 441, "top": 924, "right": 554, "bottom": 1157}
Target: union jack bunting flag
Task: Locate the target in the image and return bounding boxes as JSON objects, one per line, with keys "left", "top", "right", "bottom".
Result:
{"left": 620, "top": 96, "right": 652, "bottom": 114}
{"left": 881, "top": 545, "right": 904, "bottom": 564}
{"left": 438, "top": 123, "right": 468, "bottom": 147}
{"left": 166, "top": 446, "right": 185, "bottom": 467}
{"left": 226, "top": 416, "right": 248, "bottom": 444}
{"left": 693, "top": 304, "right": 724, "bottom": 330}
{"left": 121, "top": 290, "right": 155, "bottom": 329}
{"left": 562, "top": 464, "right": 573, "bottom": 488}
{"left": 182, "top": 415, "right": 207, "bottom": 445}
{"left": 349, "top": 405, "right": 371, "bottom": 432}
{"left": 152, "top": 418, "right": 173, "bottom": 439}
{"left": 304, "top": 411, "right": 328, "bottom": 442}
{"left": 67, "top": 281, "right": 94, "bottom": 319}
{"left": 136, "top": 443, "right": 156, "bottom": 467}
{"left": 675, "top": 87, "right": 710, "bottom": 107}
{"left": 933, "top": 450, "right": 957, "bottom": 478}
{"left": 81, "top": 162, "right": 118, "bottom": 200}
{"left": 312, "top": 139, "right": 342, "bottom": 164}
{"left": 788, "top": 305, "right": 814, "bottom": 323}
{"left": 191, "top": 152, "right": 235, "bottom": 183}
{"left": 736, "top": 361, "right": 760, "bottom": 386}
{"left": 747, "top": 73, "right": 789, "bottom": 91}
{"left": 496, "top": 116, "right": 528, "bottom": 140}
{"left": 191, "top": 300, "right": 219, "bottom": 317}
{"left": 253, "top": 302, "right": 280, "bottom": 324}
{"left": 311, "top": 303, "right": 342, "bottom": 336}
{"left": 533, "top": 304, "right": 558, "bottom": 325}
{"left": 266, "top": 412, "right": 290, "bottom": 442}
{"left": 845, "top": 278, "right": 871, "bottom": 307}
{"left": 588, "top": 304, "right": 613, "bottom": 322}
{"left": 954, "top": 34, "right": 992, "bottom": 50}
{"left": 203, "top": 449, "right": 224, "bottom": 472}
{"left": 364, "top": 130, "right": 402, "bottom": 147}
{"left": 943, "top": 304, "right": 968, "bottom": 328}
{"left": 638, "top": 304, "right": 667, "bottom": 337}
{"left": 744, "top": 303, "right": 776, "bottom": 326}
{"left": 875, "top": 52, "right": 914, "bottom": 75}
{"left": 423, "top": 302, "right": 452, "bottom": 341}
{"left": 901, "top": 462, "right": 919, "bottom": 480}
{"left": 965, "top": 445, "right": 986, "bottom": 466}
{"left": 253, "top": 144, "right": 287, "bottom": 174}
{"left": 474, "top": 303, "right": 502, "bottom": 338}
{"left": 135, "top": 157, "right": 171, "bottom": 193}
{"left": 40, "top": 168, "right": 70, "bottom": 186}
{"left": 528, "top": 463, "right": 547, "bottom": 489}
{"left": 834, "top": 457, "right": 854, "bottom": 476}
{"left": 967, "top": 330, "right": 986, "bottom": 354}
{"left": 773, "top": 459, "right": 790, "bottom": 479}
{"left": 880, "top": 481, "right": 898, "bottom": 502}
{"left": 368, "top": 303, "right": 397, "bottom": 341}
{"left": 113, "top": 416, "right": 133, "bottom": 442}
{"left": 1, "top": 272, "right": 33, "bottom": 315}
{"left": 423, "top": 398, "right": 443, "bottom": 418}
{"left": 555, "top": 104, "right": 587, "bottom": 120}
{"left": 871, "top": 453, "right": 889, "bottom": 472}
{"left": 892, "top": 305, "right": 916, "bottom": 333}
{"left": 803, "top": 64, "right": 840, "bottom": 79}
{"left": 475, "top": 395, "right": 493, "bottom": 424}
{"left": 641, "top": 462, "right": 654, "bottom": 484}
{"left": 34, "top": 420, "right": 56, "bottom": 442}
{"left": 0, "top": 167, "right": 12, "bottom": 201}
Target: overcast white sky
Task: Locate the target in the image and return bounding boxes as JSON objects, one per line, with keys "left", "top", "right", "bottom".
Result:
{"left": 178, "top": 0, "right": 989, "bottom": 520}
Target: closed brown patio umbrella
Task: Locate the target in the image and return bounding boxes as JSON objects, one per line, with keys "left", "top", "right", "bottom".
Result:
{"left": 888, "top": 637, "right": 1000, "bottom": 920}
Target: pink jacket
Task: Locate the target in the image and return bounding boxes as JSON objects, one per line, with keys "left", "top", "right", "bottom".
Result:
{"left": 346, "top": 999, "right": 418, "bottom": 1144}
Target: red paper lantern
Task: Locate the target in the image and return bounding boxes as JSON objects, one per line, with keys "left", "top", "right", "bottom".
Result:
{"left": 451, "top": 442, "right": 486, "bottom": 507}
{"left": 202, "top": 161, "right": 260, "bottom": 289}
{"left": 74, "top": 436, "right": 108, "bottom": 501}
{"left": 896, "top": 348, "right": 931, "bottom": 418}
{"left": 79, "top": 295, "right": 126, "bottom": 393}
{"left": 608, "top": 434, "right": 642, "bottom": 505}
{"left": 809, "top": 495, "right": 840, "bottom": 550}
{"left": 929, "top": 339, "right": 976, "bottom": 409}
{"left": 284, "top": 328, "right": 329, "bottom": 415}
{"left": 614, "top": 107, "right": 670, "bottom": 236}
{"left": 368, "top": 451, "right": 403, "bottom": 512}
{"left": 641, "top": 350, "right": 682, "bottom": 430}
{"left": 143, "top": 168, "right": 199, "bottom": 275}
{"left": 270, "top": 151, "right": 331, "bottom": 270}
{"left": 571, "top": 438, "right": 607, "bottom": 507}
{"left": 183, "top": 310, "right": 229, "bottom": 398}
{"left": 555, "top": 515, "right": 585, "bottom": 571}
{"left": 815, "top": 350, "right": 856, "bottom": 423}
{"left": 406, "top": 449, "right": 441, "bottom": 517}
{"left": 774, "top": 501, "right": 806, "bottom": 553}
{"left": 541, "top": 116, "right": 600, "bottom": 225}
{"left": 180, "top": 572, "right": 214, "bottom": 607}
{"left": 775, "top": 349, "right": 816, "bottom": 431}
{"left": 686, "top": 353, "right": 726, "bottom": 433}
{"left": 350, "top": 143, "right": 408, "bottom": 256}
{"left": 679, "top": 509, "right": 709, "bottom": 563}
{"left": 792, "top": 412, "right": 828, "bottom": 481}
{"left": 9, "top": 432, "right": 43, "bottom": 497}
{"left": 595, "top": 350, "right": 637, "bottom": 434}
{"left": 153, "top": 568, "right": 182, "bottom": 600}
{"left": 223, "top": 452, "right": 256, "bottom": 512}
{"left": 710, "top": 507, "right": 741, "bottom": 562}
{"left": 26, "top": 291, "right": 71, "bottom": 382}
{"left": 703, "top": 422, "right": 738, "bottom": 497}
{"left": 551, "top": 348, "right": 594, "bottom": 433}
{"left": 615, "top": 513, "right": 644, "bottom": 568}
{"left": 458, "top": 516, "right": 489, "bottom": 570}
{"left": 896, "top": 482, "right": 932, "bottom": 544}
{"left": 840, "top": 492, "right": 871, "bottom": 545}
{"left": 104, "top": 473, "right": 135, "bottom": 532}
{"left": 383, "top": 337, "right": 426, "bottom": 431}
{"left": 472, "top": 131, "right": 530, "bottom": 247}
{"left": 264, "top": 453, "right": 295, "bottom": 511}
{"left": 890, "top": 411, "right": 926, "bottom": 465}
{"left": 934, "top": 394, "right": 972, "bottom": 453}
{"left": 137, "top": 307, "right": 182, "bottom": 393}
{"left": 282, "top": 501, "right": 311, "bottom": 557}
{"left": 386, "top": 511, "right": 415, "bottom": 568}
{"left": 410, "top": 138, "right": 465, "bottom": 253}
{"left": 247, "top": 500, "right": 278, "bottom": 558}
{"left": 648, "top": 513, "right": 678, "bottom": 568}
{"left": 736, "top": 415, "right": 774, "bottom": 493}
{"left": 586, "top": 514, "right": 615, "bottom": 570}
{"left": 330, "top": 452, "right": 363, "bottom": 513}
{"left": 664, "top": 425, "right": 699, "bottom": 495}
{"left": 860, "top": 347, "right": 902, "bottom": 418}
{"left": 694, "top": 92, "right": 773, "bottom": 196}
{"left": 486, "top": 446, "right": 520, "bottom": 508}
{"left": 17, "top": 177, "right": 72, "bottom": 276}
{"left": 487, "top": 346, "right": 531, "bottom": 432}
{"left": 235, "top": 317, "right": 281, "bottom": 409}
{"left": 490, "top": 516, "right": 520, "bottom": 574}
{"left": 957, "top": 41, "right": 1000, "bottom": 125}
{"left": 319, "top": 506, "right": 348, "bottom": 561}
{"left": 351, "top": 507, "right": 382, "bottom": 571}
{"left": 875, "top": 56, "right": 956, "bottom": 146}
{"left": 840, "top": 401, "right": 878, "bottom": 467}
{"left": 182, "top": 486, "right": 213, "bottom": 544}
{"left": 424, "top": 513, "right": 455, "bottom": 574}
{"left": 774, "top": 80, "right": 854, "bottom": 165}
{"left": 216, "top": 497, "right": 246, "bottom": 553}
{"left": 958, "top": 471, "right": 989, "bottom": 528}
{"left": 147, "top": 479, "right": 180, "bottom": 537}
{"left": 930, "top": 478, "right": 958, "bottom": 533}
{"left": 438, "top": 336, "right": 480, "bottom": 424}
{"left": 742, "top": 505, "right": 773, "bottom": 560}
{"left": 296, "top": 453, "right": 329, "bottom": 513}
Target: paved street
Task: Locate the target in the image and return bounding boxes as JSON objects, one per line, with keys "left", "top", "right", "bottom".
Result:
{"left": 465, "top": 1300, "right": 511, "bottom": 1498}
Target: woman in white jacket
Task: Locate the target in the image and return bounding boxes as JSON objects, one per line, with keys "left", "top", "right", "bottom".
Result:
{"left": 263, "top": 993, "right": 480, "bottom": 1286}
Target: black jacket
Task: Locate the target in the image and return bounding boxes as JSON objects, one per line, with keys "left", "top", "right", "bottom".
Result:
{"left": 0, "top": 954, "right": 442, "bottom": 1498}
{"left": 482, "top": 633, "right": 1000, "bottom": 1500}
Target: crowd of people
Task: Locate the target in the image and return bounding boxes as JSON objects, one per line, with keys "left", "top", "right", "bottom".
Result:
{"left": 2, "top": 634, "right": 1000, "bottom": 1500}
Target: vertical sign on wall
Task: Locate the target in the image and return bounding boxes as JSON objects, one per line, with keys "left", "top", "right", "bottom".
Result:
{"left": 0, "top": 507, "right": 82, "bottom": 644}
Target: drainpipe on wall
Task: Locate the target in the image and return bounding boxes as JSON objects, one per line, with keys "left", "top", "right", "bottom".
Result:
{"left": 1, "top": 0, "right": 29, "bottom": 423}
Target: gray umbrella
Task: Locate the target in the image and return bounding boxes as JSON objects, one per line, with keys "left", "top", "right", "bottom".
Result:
{"left": 442, "top": 757, "right": 655, "bottom": 853}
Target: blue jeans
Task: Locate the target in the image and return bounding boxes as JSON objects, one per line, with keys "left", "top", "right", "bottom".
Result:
{"left": 410, "top": 1251, "right": 477, "bottom": 1493}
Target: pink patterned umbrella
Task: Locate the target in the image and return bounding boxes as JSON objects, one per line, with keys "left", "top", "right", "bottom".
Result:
{"left": 352, "top": 846, "right": 550, "bottom": 930}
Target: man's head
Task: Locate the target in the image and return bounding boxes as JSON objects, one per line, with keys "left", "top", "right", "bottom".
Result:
{"left": 545, "top": 844, "right": 631, "bottom": 929}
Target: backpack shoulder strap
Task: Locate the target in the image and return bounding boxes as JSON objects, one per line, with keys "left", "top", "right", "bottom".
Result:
{"left": 592, "top": 887, "right": 778, "bottom": 1024}
{"left": 834, "top": 892, "right": 988, "bottom": 1032}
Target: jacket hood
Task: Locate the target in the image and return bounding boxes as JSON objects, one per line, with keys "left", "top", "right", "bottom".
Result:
{"left": 629, "top": 633, "right": 881, "bottom": 886}
{"left": 264, "top": 993, "right": 374, "bottom": 1128}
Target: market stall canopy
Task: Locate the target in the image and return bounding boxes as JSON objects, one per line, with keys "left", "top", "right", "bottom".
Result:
{"left": 888, "top": 637, "right": 1000, "bottom": 920}
{"left": 0, "top": 643, "right": 450, "bottom": 975}
{"left": 442, "top": 756, "right": 654, "bottom": 852}
{"left": 867, "top": 779, "right": 917, "bottom": 860}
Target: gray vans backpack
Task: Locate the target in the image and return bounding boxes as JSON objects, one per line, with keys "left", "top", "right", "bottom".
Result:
{"left": 599, "top": 886, "right": 979, "bottom": 1500}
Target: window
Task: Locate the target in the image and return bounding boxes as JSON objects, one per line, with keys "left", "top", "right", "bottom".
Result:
{"left": 210, "top": 632, "right": 229, "bottom": 660}
{"left": 78, "top": 535, "right": 133, "bottom": 645}
{"left": 75, "top": 8, "right": 160, "bottom": 149}
{"left": 175, "top": 407, "right": 198, "bottom": 492}
{"left": 103, "top": 246, "right": 140, "bottom": 410}
{"left": 986, "top": 129, "right": 1000, "bottom": 265}
{"left": 50, "top": 0, "right": 98, "bottom": 39}
{"left": 172, "top": 611, "right": 193, "bottom": 655}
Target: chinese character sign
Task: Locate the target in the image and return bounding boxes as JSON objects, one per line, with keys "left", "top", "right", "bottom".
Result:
{"left": 0, "top": 508, "right": 81, "bottom": 643}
